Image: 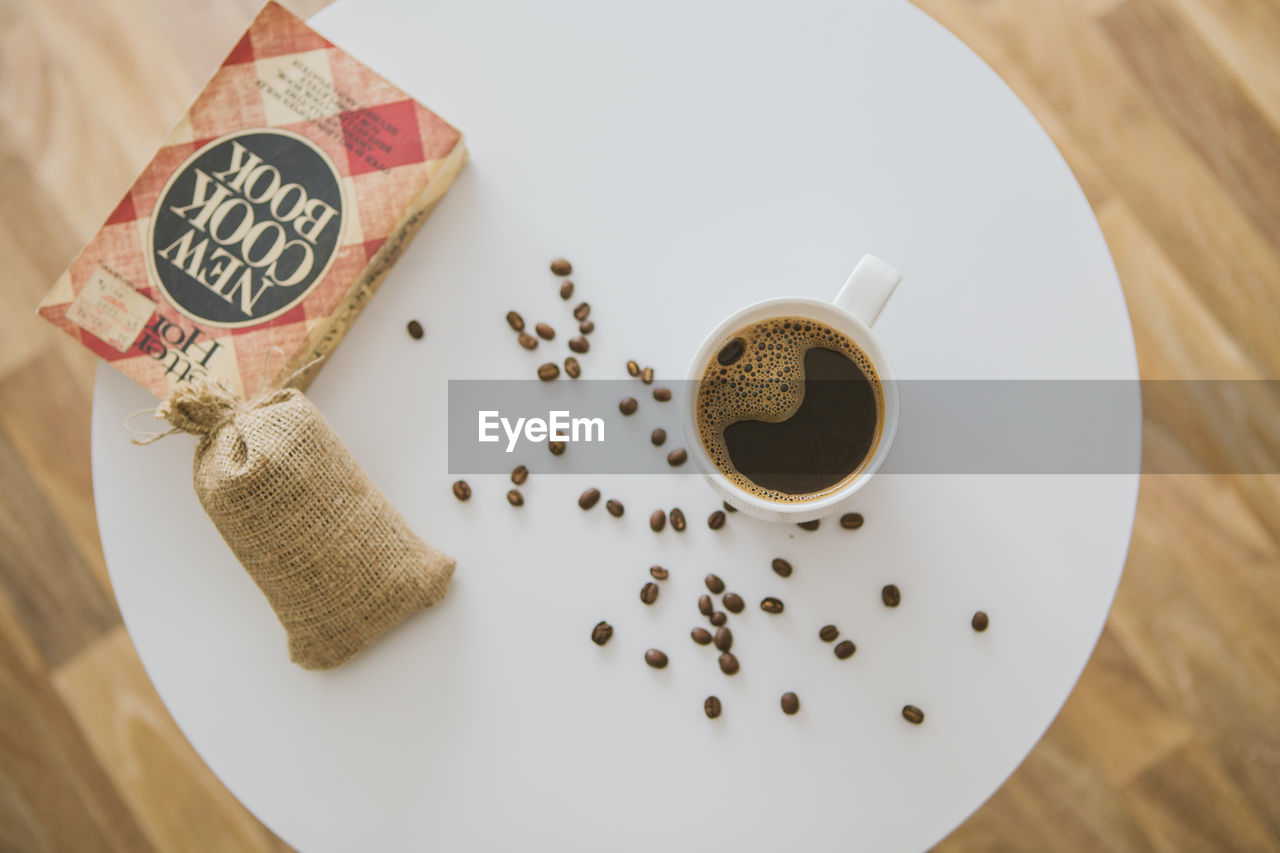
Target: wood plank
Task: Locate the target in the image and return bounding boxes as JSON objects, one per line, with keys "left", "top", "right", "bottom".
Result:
{"left": 1167, "top": 0, "right": 1280, "bottom": 133}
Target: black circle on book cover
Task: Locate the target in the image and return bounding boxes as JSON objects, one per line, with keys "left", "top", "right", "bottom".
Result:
{"left": 148, "top": 128, "right": 346, "bottom": 328}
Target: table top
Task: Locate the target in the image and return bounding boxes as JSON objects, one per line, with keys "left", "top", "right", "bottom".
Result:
{"left": 91, "top": 0, "right": 1141, "bottom": 850}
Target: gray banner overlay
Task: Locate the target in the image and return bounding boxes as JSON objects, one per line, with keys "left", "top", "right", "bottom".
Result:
{"left": 447, "top": 380, "right": 1280, "bottom": 475}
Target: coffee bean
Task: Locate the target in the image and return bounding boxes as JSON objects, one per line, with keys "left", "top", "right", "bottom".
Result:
{"left": 650, "top": 565, "right": 669, "bottom": 580}
{"left": 640, "top": 582, "right": 659, "bottom": 605}
{"left": 780, "top": 692, "right": 800, "bottom": 715}
{"left": 707, "top": 510, "right": 726, "bottom": 530}
{"left": 579, "top": 320, "right": 594, "bottom": 334}
{"left": 835, "top": 640, "right": 856, "bottom": 659}
{"left": 619, "top": 397, "right": 638, "bottom": 415}
{"left": 760, "top": 597, "right": 784, "bottom": 614}
{"left": 819, "top": 625, "right": 839, "bottom": 642}
{"left": 882, "top": 585, "right": 901, "bottom": 607}
{"left": 538, "top": 362, "right": 560, "bottom": 381}
{"left": 709, "top": 611, "right": 727, "bottom": 627}
{"left": 705, "top": 574, "right": 725, "bottom": 594}
{"left": 535, "top": 322, "right": 555, "bottom": 340}
{"left": 902, "top": 705, "right": 925, "bottom": 725}
{"left": 650, "top": 428, "right": 667, "bottom": 446}
{"left": 771, "top": 558, "right": 793, "bottom": 578}
{"left": 578, "top": 487, "right": 600, "bottom": 509}
{"left": 649, "top": 509, "right": 666, "bottom": 531}
{"left": 511, "top": 465, "right": 528, "bottom": 485}
{"left": 568, "top": 336, "right": 590, "bottom": 353}
{"left": 722, "top": 501, "right": 737, "bottom": 513}
{"left": 698, "top": 594, "right": 713, "bottom": 616}
{"left": 507, "top": 489, "right": 524, "bottom": 506}
{"left": 627, "top": 360, "right": 640, "bottom": 377}
{"left": 669, "top": 508, "right": 686, "bottom": 531}
{"left": 653, "top": 387, "right": 672, "bottom": 402}
{"left": 564, "top": 356, "right": 581, "bottom": 378}
{"left": 718, "top": 652, "right": 740, "bottom": 675}
{"left": 451, "top": 480, "right": 471, "bottom": 501}
{"left": 407, "top": 319, "right": 424, "bottom": 339}
{"left": 717, "top": 338, "right": 746, "bottom": 365}
{"left": 713, "top": 626, "right": 733, "bottom": 652}
{"left": 606, "top": 499, "right": 625, "bottom": 517}
{"left": 506, "top": 310, "right": 525, "bottom": 332}
{"left": 641, "top": 366, "right": 654, "bottom": 384}
{"left": 559, "top": 280, "right": 574, "bottom": 299}
{"left": 691, "top": 627, "right": 712, "bottom": 645}
{"left": 573, "top": 302, "right": 591, "bottom": 321}
{"left": 548, "top": 440, "right": 566, "bottom": 455}
{"left": 644, "top": 649, "right": 668, "bottom": 669}
{"left": 972, "top": 611, "right": 989, "bottom": 632}
{"left": 797, "top": 519, "right": 820, "bottom": 531}
{"left": 550, "top": 257, "right": 572, "bottom": 275}
{"left": 704, "top": 696, "right": 722, "bottom": 719}
{"left": 518, "top": 333, "right": 538, "bottom": 349}
{"left": 591, "top": 621, "right": 613, "bottom": 645}
{"left": 722, "top": 593, "right": 744, "bottom": 613}
{"left": 840, "top": 512, "right": 865, "bottom": 530}
{"left": 667, "top": 448, "right": 687, "bottom": 467}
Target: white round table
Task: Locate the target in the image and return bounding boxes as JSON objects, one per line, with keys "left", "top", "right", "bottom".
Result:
{"left": 92, "top": 1, "right": 1141, "bottom": 850}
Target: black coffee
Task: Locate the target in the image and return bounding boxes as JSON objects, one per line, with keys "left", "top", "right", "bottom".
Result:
{"left": 695, "top": 316, "right": 882, "bottom": 502}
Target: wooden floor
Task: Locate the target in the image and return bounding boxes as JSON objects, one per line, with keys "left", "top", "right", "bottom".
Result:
{"left": 2, "top": 0, "right": 1278, "bottom": 849}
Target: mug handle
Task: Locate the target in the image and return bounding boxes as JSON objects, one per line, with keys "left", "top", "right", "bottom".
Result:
{"left": 833, "top": 255, "right": 902, "bottom": 327}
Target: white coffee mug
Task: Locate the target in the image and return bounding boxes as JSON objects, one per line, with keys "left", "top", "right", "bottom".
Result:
{"left": 682, "top": 255, "right": 902, "bottom": 523}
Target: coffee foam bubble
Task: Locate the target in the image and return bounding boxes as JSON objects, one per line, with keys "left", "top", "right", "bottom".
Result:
{"left": 695, "top": 316, "right": 879, "bottom": 502}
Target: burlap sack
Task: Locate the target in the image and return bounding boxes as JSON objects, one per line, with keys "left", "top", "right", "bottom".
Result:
{"left": 155, "top": 380, "right": 454, "bottom": 670}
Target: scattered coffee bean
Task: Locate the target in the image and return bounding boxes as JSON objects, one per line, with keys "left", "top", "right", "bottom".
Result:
{"left": 819, "top": 625, "right": 839, "bottom": 642}
{"left": 713, "top": 626, "right": 733, "bottom": 652}
{"left": 760, "top": 597, "right": 784, "bottom": 614}
{"left": 972, "top": 611, "right": 989, "bottom": 632}
{"left": 559, "top": 280, "right": 574, "bottom": 299}
{"left": 548, "top": 440, "right": 566, "bottom": 455}
{"left": 641, "top": 366, "right": 654, "bottom": 384}
{"left": 717, "top": 338, "right": 746, "bottom": 366}
{"left": 640, "top": 582, "right": 659, "bottom": 605}
{"left": 535, "top": 322, "right": 555, "bottom": 340}
{"left": 834, "top": 640, "right": 856, "bottom": 659}
{"left": 507, "top": 489, "right": 524, "bottom": 507}
{"left": 451, "top": 480, "right": 471, "bottom": 501}
{"left": 718, "top": 652, "right": 740, "bottom": 675}
{"left": 644, "top": 649, "right": 668, "bottom": 669}
{"left": 573, "top": 302, "right": 591, "bottom": 321}
{"left": 705, "top": 574, "right": 725, "bottom": 594}
{"left": 619, "top": 397, "right": 638, "bottom": 415}
{"left": 698, "top": 594, "right": 713, "bottom": 616}
{"left": 649, "top": 509, "right": 666, "bottom": 531}
{"left": 650, "top": 428, "right": 667, "bottom": 446}
{"left": 550, "top": 257, "right": 572, "bottom": 275}
{"left": 506, "top": 310, "right": 525, "bottom": 332}
{"left": 578, "top": 487, "right": 601, "bottom": 509}
{"left": 650, "top": 565, "right": 669, "bottom": 580}
{"left": 568, "top": 335, "right": 590, "bottom": 353}
{"left": 722, "top": 593, "right": 744, "bottom": 613}
{"left": 667, "top": 448, "right": 688, "bottom": 467}
{"left": 902, "top": 705, "right": 925, "bottom": 725}
{"left": 707, "top": 510, "right": 726, "bottom": 530}
{"left": 797, "top": 519, "right": 820, "bottom": 531}
{"left": 564, "top": 356, "right": 581, "bottom": 378}
{"left": 840, "top": 512, "right": 865, "bottom": 530}
{"left": 518, "top": 332, "right": 539, "bottom": 349}
{"left": 591, "top": 621, "right": 613, "bottom": 645}
{"left": 704, "top": 696, "right": 722, "bottom": 719}
{"left": 771, "top": 558, "right": 793, "bottom": 578}
{"left": 407, "top": 319, "right": 424, "bottom": 339}
{"left": 511, "top": 465, "right": 528, "bottom": 485}
{"left": 579, "top": 320, "right": 594, "bottom": 334}
{"left": 627, "top": 360, "right": 640, "bottom": 377}
{"left": 691, "top": 627, "right": 712, "bottom": 645}
{"left": 723, "top": 501, "right": 738, "bottom": 513}
{"left": 669, "top": 507, "right": 686, "bottom": 531}
{"left": 653, "top": 387, "right": 672, "bottom": 402}
{"left": 606, "top": 499, "right": 625, "bottom": 517}
{"left": 882, "top": 585, "right": 901, "bottom": 608}
{"left": 538, "top": 362, "right": 560, "bottom": 381}
{"left": 781, "top": 692, "right": 800, "bottom": 715}
{"left": 709, "top": 611, "right": 728, "bottom": 627}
